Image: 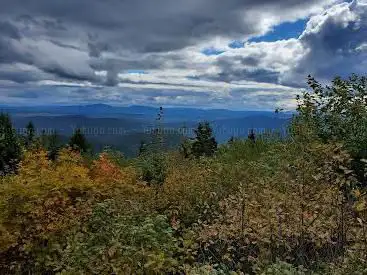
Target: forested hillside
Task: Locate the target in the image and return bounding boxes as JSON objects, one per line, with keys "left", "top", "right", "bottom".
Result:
{"left": 0, "top": 75, "right": 366, "bottom": 274}
{"left": 2, "top": 105, "right": 291, "bottom": 156}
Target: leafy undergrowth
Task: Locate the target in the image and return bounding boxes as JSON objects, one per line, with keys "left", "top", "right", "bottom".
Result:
{"left": 0, "top": 138, "right": 366, "bottom": 274}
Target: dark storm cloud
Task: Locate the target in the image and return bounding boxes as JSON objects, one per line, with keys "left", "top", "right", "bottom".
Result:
{"left": 1, "top": 0, "right": 333, "bottom": 53}
{"left": 8, "top": 90, "right": 40, "bottom": 99}
{"left": 216, "top": 68, "right": 280, "bottom": 84}
{"left": 213, "top": 55, "right": 280, "bottom": 83}
{"left": 41, "top": 66, "right": 97, "bottom": 82}
{"left": 89, "top": 55, "right": 165, "bottom": 73}
{"left": 0, "top": 21, "right": 20, "bottom": 39}
{"left": 0, "top": 69, "right": 42, "bottom": 83}
{"left": 0, "top": 20, "right": 27, "bottom": 65}
{"left": 130, "top": 89, "right": 212, "bottom": 98}
{"left": 198, "top": 54, "right": 278, "bottom": 84}
{"left": 240, "top": 56, "right": 262, "bottom": 67}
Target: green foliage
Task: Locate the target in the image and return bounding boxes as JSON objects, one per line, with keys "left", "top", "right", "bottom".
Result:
{"left": 248, "top": 128, "right": 256, "bottom": 142}
{"left": 294, "top": 74, "right": 367, "bottom": 182}
{"left": 138, "top": 140, "right": 148, "bottom": 156}
{"left": 0, "top": 113, "right": 22, "bottom": 175}
{"left": 258, "top": 261, "right": 310, "bottom": 275}
{"left": 192, "top": 122, "right": 218, "bottom": 158}
{"left": 183, "top": 264, "right": 239, "bottom": 275}
{"left": 24, "top": 121, "right": 35, "bottom": 149}
{"left": 69, "top": 128, "right": 90, "bottom": 153}
{"left": 138, "top": 153, "right": 167, "bottom": 186}
{"left": 179, "top": 137, "right": 194, "bottom": 159}
{"left": 39, "top": 130, "right": 62, "bottom": 161}
{"left": 320, "top": 249, "right": 367, "bottom": 275}
{"left": 45, "top": 200, "right": 179, "bottom": 274}
{"left": 216, "top": 138, "right": 274, "bottom": 164}
{"left": 47, "top": 131, "right": 61, "bottom": 160}
{"left": 102, "top": 147, "right": 130, "bottom": 167}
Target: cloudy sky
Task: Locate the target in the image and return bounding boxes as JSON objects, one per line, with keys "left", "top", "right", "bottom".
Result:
{"left": 0, "top": 0, "right": 366, "bottom": 110}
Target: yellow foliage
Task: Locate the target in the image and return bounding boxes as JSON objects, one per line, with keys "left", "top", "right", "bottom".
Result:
{"left": 0, "top": 148, "right": 140, "bottom": 254}
{"left": 154, "top": 156, "right": 216, "bottom": 224}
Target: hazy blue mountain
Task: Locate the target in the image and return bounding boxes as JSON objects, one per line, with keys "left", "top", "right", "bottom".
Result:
{"left": 11, "top": 115, "right": 145, "bottom": 136}
{"left": 0, "top": 104, "right": 293, "bottom": 121}
{"left": 2, "top": 104, "right": 293, "bottom": 156}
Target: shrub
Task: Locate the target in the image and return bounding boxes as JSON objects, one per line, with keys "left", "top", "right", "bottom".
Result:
{"left": 258, "top": 260, "right": 310, "bottom": 275}
{"left": 190, "top": 141, "right": 365, "bottom": 272}
{"left": 294, "top": 74, "right": 367, "bottom": 183}
{"left": 0, "top": 149, "right": 142, "bottom": 273}
{"left": 138, "top": 153, "right": 167, "bottom": 186}
{"left": 44, "top": 200, "right": 179, "bottom": 274}
{"left": 90, "top": 151, "right": 137, "bottom": 187}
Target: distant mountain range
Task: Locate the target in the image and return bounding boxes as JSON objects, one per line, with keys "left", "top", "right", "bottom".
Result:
{"left": 0, "top": 104, "right": 293, "bottom": 156}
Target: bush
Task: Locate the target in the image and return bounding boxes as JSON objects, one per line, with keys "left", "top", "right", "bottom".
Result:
{"left": 190, "top": 140, "right": 366, "bottom": 272}
{"left": 0, "top": 149, "right": 142, "bottom": 273}
{"left": 294, "top": 74, "right": 367, "bottom": 183}
{"left": 44, "top": 200, "right": 179, "bottom": 274}
{"left": 138, "top": 153, "right": 167, "bottom": 186}
{"left": 258, "top": 260, "right": 311, "bottom": 275}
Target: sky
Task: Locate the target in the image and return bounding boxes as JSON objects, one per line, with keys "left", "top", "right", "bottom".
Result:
{"left": 0, "top": 0, "right": 366, "bottom": 110}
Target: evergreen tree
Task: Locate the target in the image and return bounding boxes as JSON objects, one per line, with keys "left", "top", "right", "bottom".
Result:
{"left": 69, "top": 128, "right": 89, "bottom": 153}
{"left": 248, "top": 129, "right": 256, "bottom": 143}
{"left": 48, "top": 131, "right": 61, "bottom": 160}
{"left": 40, "top": 130, "right": 48, "bottom": 148}
{"left": 140, "top": 153, "right": 167, "bottom": 186}
{"left": 192, "top": 122, "right": 217, "bottom": 157}
{"left": 151, "top": 106, "right": 164, "bottom": 152}
{"left": 138, "top": 140, "right": 148, "bottom": 156}
{"left": 25, "top": 121, "right": 36, "bottom": 148}
{"left": 0, "top": 113, "right": 22, "bottom": 175}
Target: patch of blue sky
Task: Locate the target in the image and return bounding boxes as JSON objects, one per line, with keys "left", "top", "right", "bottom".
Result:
{"left": 201, "top": 47, "right": 225, "bottom": 56}
{"left": 249, "top": 19, "right": 308, "bottom": 43}
{"left": 126, "top": 69, "right": 148, "bottom": 74}
{"left": 228, "top": 18, "right": 308, "bottom": 48}
{"left": 229, "top": 40, "right": 244, "bottom": 49}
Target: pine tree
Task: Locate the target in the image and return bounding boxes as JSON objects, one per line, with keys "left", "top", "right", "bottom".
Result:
{"left": 40, "top": 129, "right": 48, "bottom": 148}
{"left": 138, "top": 140, "right": 148, "bottom": 156}
{"left": 25, "top": 121, "right": 36, "bottom": 148}
{"left": 151, "top": 106, "right": 164, "bottom": 152}
{"left": 0, "top": 113, "right": 22, "bottom": 175}
{"left": 248, "top": 129, "right": 256, "bottom": 143}
{"left": 192, "top": 122, "right": 217, "bottom": 157}
{"left": 69, "top": 128, "right": 89, "bottom": 153}
{"left": 48, "top": 130, "right": 61, "bottom": 160}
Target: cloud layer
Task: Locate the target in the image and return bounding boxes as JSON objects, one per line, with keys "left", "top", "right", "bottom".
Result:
{"left": 0, "top": 0, "right": 366, "bottom": 109}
